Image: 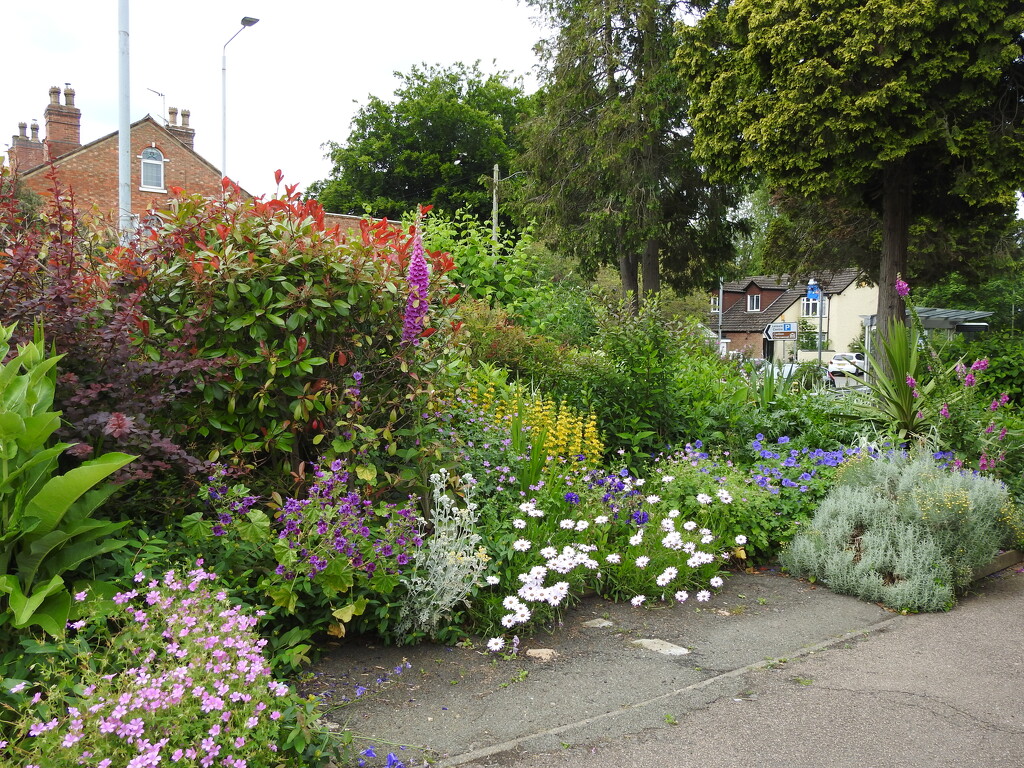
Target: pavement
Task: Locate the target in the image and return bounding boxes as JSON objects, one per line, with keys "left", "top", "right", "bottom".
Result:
{"left": 311, "top": 562, "right": 1024, "bottom": 768}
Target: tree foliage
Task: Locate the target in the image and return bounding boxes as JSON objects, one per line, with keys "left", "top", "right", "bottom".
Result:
{"left": 519, "top": 0, "right": 741, "bottom": 302}
{"left": 309, "top": 62, "right": 533, "bottom": 222}
{"left": 680, "top": 0, "right": 1024, "bottom": 334}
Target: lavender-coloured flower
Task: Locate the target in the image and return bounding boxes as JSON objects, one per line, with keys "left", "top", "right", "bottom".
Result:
{"left": 895, "top": 277, "right": 910, "bottom": 297}
{"left": 401, "top": 235, "right": 430, "bottom": 345}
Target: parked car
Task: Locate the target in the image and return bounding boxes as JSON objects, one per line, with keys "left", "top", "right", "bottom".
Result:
{"left": 773, "top": 362, "right": 836, "bottom": 389}
{"left": 827, "top": 352, "right": 866, "bottom": 378}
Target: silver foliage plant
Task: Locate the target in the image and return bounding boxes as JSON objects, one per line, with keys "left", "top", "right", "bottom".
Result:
{"left": 781, "top": 451, "right": 1015, "bottom": 612}
{"left": 398, "top": 469, "right": 488, "bottom": 639}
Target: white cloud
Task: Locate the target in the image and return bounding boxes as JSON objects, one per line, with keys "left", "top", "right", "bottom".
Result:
{"left": 3, "top": 0, "right": 544, "bottom": 199}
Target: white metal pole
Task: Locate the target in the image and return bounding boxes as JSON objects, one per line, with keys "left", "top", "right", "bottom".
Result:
{"left": 117, "top": 0, "right": 132, "bottom": 236}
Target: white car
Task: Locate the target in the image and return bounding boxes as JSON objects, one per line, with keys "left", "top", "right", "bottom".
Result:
{"left": 827, "top": 352, "right": 866, "bottom": 378}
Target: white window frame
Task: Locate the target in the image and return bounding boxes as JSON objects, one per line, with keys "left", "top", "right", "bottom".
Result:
{"left": 139, "top": 146, "right": 168, "bottom": 192}
{"left": 747, "top": 294, "right": 761, "bottom": 312}
{"left": 710, "top": 295, "right": 721, "bottom": 313}
{"left": 801, "top": 296, "right": 827, "bottom": 318}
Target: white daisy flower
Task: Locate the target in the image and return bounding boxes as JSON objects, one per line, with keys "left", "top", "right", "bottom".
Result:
{"left": 661, "top": 518, "right": 676, "bottom": 532}
{"left": 661, "top": 532, "right": 683, "bottom": 550}
{"left": 675, "top": 590, "right": 689, "bottom": 603}
{"left": 487, "top": 637, "right": 505, "bottom": 652}
{"left": 696, "top": 493, "right": 713, "bottom": 505}
{"left": 606, "top": 553, "right": 622, "bottom": 564}
{"left": 512, "top": 518, "right": 527, "bottom": 529}
{"left": 540, "top": 546, "right": 558, "bottom": 559}
{"left": 485, "top": 575, "right": 500, "bottom": 585}
{"left": 645, "top": 494, "right": 661, "bottom": 504}
{"left": 513, "top": 539, "right": 532, "bottom": 552}
{"left": 667, "top": 508, "right": 680, "bottom": 518}
{"left": 631, "top": 595, "right": 646, "bottom": 606}
{"left": 575, "top": 520, "right": 589, "bottom": 531}
{"left": 735, "top": 535, "right": 748, "bottom": 545}
{"left": 709, "top": 576, "right": 724, "bottom": 588}
{"left": 559, "top": 519, "right": 576, "bottom": 530}
{"left": 501, "top": 613, "right": 517, "bottom": 628}
{"left": 595, "top": 515, "right": 610, "bottom": 524}
{"left": 716, "top": 489, "right": 733, "bottom": 504}
{"left": 634, "top": 478, "right": 645, "bottom": 487}
{"left": 683, "top": 520, "right": 698, "bottom": 531}
{"left": 696, "top": 590, "right": 711, "bottom": 602}
{"left": 503, "top": 595, "right": 523, "bottom": 610}
{"left": 629, "top": 532, "right": 644, "bottom": 546}
{"left": 701, "top": 534, "right": 715, "bottom": 544}
{"left": 635, "top": 556, "right": 650, "bottom": 568}
{"left": 661, "top": 476, "right": 675, "bottom": 483}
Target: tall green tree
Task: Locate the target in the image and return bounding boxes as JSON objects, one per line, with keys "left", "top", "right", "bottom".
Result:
{"left": 680, "top": 0, "right": 1024, "bottom": 335}
{"left": 309, "top": 62, "right": 533, "bottom": 221}
{"left": 519, "top": 0, "right": 741, "bottom": 304}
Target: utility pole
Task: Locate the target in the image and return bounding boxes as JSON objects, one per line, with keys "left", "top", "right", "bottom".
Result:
{"left": 492, "top": 163, "right": 500, "bottom": 257}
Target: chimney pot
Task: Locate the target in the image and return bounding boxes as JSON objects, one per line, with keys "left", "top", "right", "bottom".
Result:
{"left": 30, "top": 121, "right": 39, "bottom": 140}
{"left": 18, "top": 122, "right": 27, "bottom": 138}
{"left": 181, "top": 109, "right": 191, "bottom": 128}
{"left": 49, "top": 86, "right": 61, "bottom": 105}
{"left": 63, "top": 85, "right": 76, "bottom": 108}
{"left": 168, "top": 107, "right": 178, "bottom": 126}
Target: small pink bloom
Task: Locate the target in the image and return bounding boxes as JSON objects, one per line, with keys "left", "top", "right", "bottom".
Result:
{"left": 895, "top": 278, "right": 910, "bottom": 297}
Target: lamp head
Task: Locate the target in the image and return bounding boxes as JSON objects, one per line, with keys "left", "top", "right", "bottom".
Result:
{"left": 241, "top": 16, "right": 259, "bottom": 26}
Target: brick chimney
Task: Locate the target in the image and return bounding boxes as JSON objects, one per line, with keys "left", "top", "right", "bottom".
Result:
{"left": 166, "top": 106, "right": 195, "bottom": 150}
{"left": 9, "top": 120, "right": 46, "bottom": 171}
{"left": 43, "top": 84, "right": 82, "bottom": 161}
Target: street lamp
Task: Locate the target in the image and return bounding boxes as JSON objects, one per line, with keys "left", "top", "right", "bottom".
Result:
{"left": 222, "top": 16, "right": 259, "bottom": 182}
{"left": 807, "top": 278, "right": 823, "bottom": 364}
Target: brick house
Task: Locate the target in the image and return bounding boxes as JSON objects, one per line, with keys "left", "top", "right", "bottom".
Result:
{"left": 711, "top": 268, "right": 877, "bottom": 361}
{"left": 7, "top": 84, "right": 224, "bottom": 224}
{"left": 7, "top": 83, "right": 442, "bottom": 241}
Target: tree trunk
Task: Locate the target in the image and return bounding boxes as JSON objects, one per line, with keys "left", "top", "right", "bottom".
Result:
{"left": 877, "top": 160, "right": 911, "bottom": 340}
{"left": 619, "top": 252, "right": 639, "bottom": 312}
{"left": 640, "top": 237, "right": 661, "bottom": 301}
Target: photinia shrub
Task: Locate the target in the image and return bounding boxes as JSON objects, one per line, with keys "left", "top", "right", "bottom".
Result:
{"left": 140, "top": 181, "right": 463, "bottom": 494}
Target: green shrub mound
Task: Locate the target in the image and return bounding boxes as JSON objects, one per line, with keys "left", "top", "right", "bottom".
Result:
{"left": 781, "top": 452, "right": 1015, "bottom": 612}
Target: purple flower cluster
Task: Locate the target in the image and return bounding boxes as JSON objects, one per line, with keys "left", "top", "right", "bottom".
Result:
{"left": 273, "top": 462, "right": 422, "bottom": 581}
{"left": 400, "top": 235, "right": 430, "bottom": 346}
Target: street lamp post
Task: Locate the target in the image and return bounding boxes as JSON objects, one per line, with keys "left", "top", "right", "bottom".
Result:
{"left": 807, "top": 278, "right": 823, "bottom": 365}
{"left": 222, "top": 16, "right": 259, "bottom": 182}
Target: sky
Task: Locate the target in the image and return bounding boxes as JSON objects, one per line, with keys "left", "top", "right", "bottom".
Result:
{"left": 4, "top": 1, "right": 546, "bottom": 199}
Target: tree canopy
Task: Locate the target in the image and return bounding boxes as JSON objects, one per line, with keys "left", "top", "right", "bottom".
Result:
{"left": 519, "top": 0, "right": 741, "bottom": 302}
{"left": 309, "top": 62, "right": 533, "bottom": 221}
{"left": 680, "top": 0, "right": 1024, "bottom": 333}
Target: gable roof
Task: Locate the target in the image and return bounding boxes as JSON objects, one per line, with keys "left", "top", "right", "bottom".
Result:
{"left": 716, "top": 268, "right": 865, "bottom": 333}
{"left": 18, "top": 114, "right": 222, "bottom": 181}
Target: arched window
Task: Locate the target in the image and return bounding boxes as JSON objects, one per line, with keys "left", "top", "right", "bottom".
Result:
{"left": 140, "top": 147, "right": 165, "bottom": 190}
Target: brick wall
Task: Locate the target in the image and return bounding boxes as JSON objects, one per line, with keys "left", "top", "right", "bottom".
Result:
{"left": 21, "top": 118, "right": 222, "bottom": 222}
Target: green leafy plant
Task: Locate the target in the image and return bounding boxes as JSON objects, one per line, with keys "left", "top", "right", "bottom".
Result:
{"left": 0, "top": 323, "right": 134, "bottom": 638}
{"left": 143, "top": 188, "right": 462, "bottom": 495}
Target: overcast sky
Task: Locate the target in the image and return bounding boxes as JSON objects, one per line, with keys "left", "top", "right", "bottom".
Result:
{"left": 4, "top": 1, "right": 545, "bottom": 199}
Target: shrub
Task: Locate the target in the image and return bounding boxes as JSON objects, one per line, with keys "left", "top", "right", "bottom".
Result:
{"left": 142, "top": 188, "right": 462, "bottom": 495}
{"left": 781, "top": 451, "right": 1017, "bottom": 612}
{"left": 0, "top": 165, "right": 205, "bottom": 492}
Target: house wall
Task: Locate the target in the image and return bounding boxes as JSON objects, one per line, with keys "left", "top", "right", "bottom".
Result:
{"left": 828, "top": 281, "right": 877, "bottom": 352}
{"left": 21, "top": 120, "right": 222, "bottom": 222}
{"left": 726, "top": 331, "right": 764, "bottom": 358}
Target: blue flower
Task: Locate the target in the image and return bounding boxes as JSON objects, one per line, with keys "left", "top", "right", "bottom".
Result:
{"left": 564, "top": 492, "right": 581, "bottom": 505}
{"left": 361, "top": 747, "right": 377, "bottom": 758}
{"left": 386, "top": 754, "right": 406, "bottom": 768}
{"left": 777, "top": 436, "right": 790, "bottom": 444}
